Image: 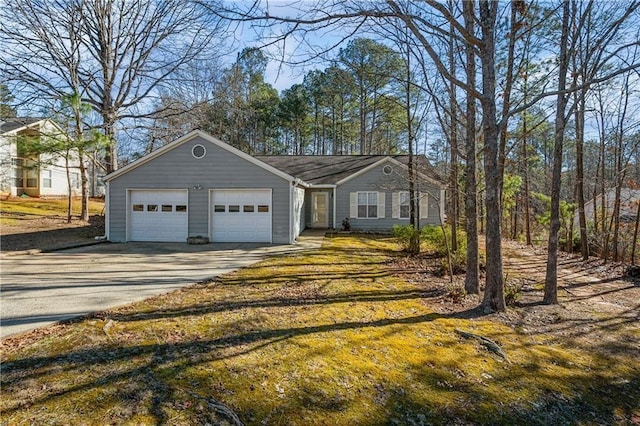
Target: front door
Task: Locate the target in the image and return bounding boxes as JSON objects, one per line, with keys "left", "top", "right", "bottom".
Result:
{"left": 311, "top": 192, "right": 329, "bottom": 228}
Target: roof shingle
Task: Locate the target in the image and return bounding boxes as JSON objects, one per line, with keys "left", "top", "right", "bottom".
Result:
{"left": 256, "top": 155, "right": 444, "bottom": 186}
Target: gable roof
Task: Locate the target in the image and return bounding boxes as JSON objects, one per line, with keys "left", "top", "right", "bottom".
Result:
{"left": 257, "top": 154, "right": 445, "bottom": 187}
{"left": 1, "top": 117, "right": 49, "bottom": 135}
{"left": 104, "top": 130, "right": 297, "bottom": 183}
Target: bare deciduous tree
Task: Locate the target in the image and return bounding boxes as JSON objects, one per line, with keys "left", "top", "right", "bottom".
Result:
{"left": 1, "top": 0, "right": 226, "bottom": 173}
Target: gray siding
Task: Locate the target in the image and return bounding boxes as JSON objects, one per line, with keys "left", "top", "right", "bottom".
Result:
{"left": 108, "top": 136, "right": 292, "bottom": 243}
{"left": 336, "top": 160, "right": 443, "bottom": 231}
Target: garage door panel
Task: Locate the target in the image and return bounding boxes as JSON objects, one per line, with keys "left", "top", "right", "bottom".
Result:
{"left": 211, "top": 189, "right": 272, "bottom": 243}
{"left": 130, "top": 190, "right": 188, "bottom": 242}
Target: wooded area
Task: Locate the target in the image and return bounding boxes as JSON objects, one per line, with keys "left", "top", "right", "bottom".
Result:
{"left": 1, "top": 1, "right": 639, "bottom": 312}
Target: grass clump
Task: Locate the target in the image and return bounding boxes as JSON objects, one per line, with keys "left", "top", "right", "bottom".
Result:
{"left": 1, "top": 235, "right": 638, "bottom": 425}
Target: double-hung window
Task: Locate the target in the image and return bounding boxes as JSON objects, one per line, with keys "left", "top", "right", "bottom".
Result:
{"left": 357, "top": 191, "right": 378, "bottom": 218}
{"left": 42, "top": 170, "right": 52, "bottom": 188}
{"left": 399, "top": 191, "right": 410, "bottom": 219}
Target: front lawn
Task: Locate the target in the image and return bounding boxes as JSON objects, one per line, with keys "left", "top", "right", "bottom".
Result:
{"left": 0, "top": 197, "right": 104, "bottom": 226}
{"left": 1, "top": 235, "right": 638, "bottom": 425}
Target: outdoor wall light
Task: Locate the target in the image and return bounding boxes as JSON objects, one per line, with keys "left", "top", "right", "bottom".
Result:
{"left": 193, "top": 184, "right": 203, "bottom": 190}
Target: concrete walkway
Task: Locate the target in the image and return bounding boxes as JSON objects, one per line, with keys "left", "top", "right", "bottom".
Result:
{"left": 0, "top": 233, "right": 323, "bottom": 338}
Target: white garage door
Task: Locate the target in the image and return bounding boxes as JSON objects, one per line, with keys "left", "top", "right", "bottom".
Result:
{"left": 130, "top": 190, "right": 188, "bottom": 242}
{"left": 211, "top": 189, "right": 272, "bottom": 242}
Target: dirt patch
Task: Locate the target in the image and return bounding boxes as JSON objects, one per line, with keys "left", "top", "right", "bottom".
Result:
{"left": 391, "top": 240, "right": 640, "bottom": 357}
{"left": 0, "top": 215, "right": 105, "bottom": 252}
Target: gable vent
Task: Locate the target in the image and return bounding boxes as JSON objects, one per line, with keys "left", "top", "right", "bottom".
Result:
{"left": 192, "top": 144, "right": 206, "bottom": 159}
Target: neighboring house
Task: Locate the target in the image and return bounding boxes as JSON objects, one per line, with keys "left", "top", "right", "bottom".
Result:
{"left": 580, "top": 188, "right": 640, "bottom": 225}
{"left": 0, "top": 117, "right": 83, "bottom": 198}
{"left": 104, "top": 130, "right": 446, "bottom": 244}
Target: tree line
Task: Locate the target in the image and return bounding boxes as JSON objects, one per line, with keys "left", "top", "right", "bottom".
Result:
{"left": 146, "top": 38, "right": 413, "bottom": 157}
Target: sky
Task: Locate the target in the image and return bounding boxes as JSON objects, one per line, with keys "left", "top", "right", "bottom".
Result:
{"left": 226, "top": 0, "right": 363, "bottom": 93}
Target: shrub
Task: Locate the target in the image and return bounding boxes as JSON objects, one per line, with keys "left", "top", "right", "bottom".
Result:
{"left": 504, "top": 276, "right": 523, "bottom": 307}
{"left": 445, "top": 282, "right": 466, "bottom": 304}
{"left": 421, "top": 225, "right": 467, "bottom": 257}
{"left": 392, "top": 224, "right": 421, "bottom": 254}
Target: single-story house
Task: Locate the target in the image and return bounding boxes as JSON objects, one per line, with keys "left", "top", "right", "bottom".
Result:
{"left": 0, "top": 117, "right": 104, "bottom": 198}
{"left": 104, "top": 130, "right": 445, "bottom": 244}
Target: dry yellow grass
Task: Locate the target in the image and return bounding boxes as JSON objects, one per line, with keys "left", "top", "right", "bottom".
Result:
{"left": 0, "top": 197, "right": 104, "bottom": 225}
{"left": 1, "top": 235, "right": 638, "bottom": 425}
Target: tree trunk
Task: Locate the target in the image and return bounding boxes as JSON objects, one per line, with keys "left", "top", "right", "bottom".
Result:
{"left": 65, "top": 151, "right": 72, "bottom": 223}
{"left": 574, "top": 90, "right": 589, "bottom": 259}
{"left": 80, "top": 153, "right": 89, "bottom": 222}
{"left": 522, "top": 107, "right": 532, "bottom": 246}
{"left": 404, "top": 35, "right": 419, "bottom": 254}
{"left": 544, "top": 0, "right": 571, "bottom": 305}
{"left": 463, "top": 0, "right": 479, "bottom": 295}
{"left": 103, "top": 112, "right": 118, "bottom": 174}
{"left": 448, "top": 0, "right": 459, "bottom": 253}
{"left": 479, "top": 0, "right": 504, "bottom": 313}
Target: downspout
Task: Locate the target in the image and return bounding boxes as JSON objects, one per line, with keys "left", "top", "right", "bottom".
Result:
{"left": 332, "top": 185, "right": 337, "bottom": 230}
{"left": 289, "top": 180, "right": 294, "bottom": 244}
{"left": 98, "top": 181, "right": 110, "bottom": 241}
{"left": 290, "top": 178, "right": 303, "bottom": 244}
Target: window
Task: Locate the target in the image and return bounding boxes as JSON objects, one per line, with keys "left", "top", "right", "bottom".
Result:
{"left": 176, "top": 205, "right": 187, "bottom": 212}
{"left": 42, "top": 170, "right": 52, "bottom": 188}
{"left": 13, "top": 158, "right": 24, "bottom": 187}
{"left": 357, "top": 191, "right": 378, "bottom": 218}
{"left": 383, "top": 165, "right": 393, "bottom": 175}
{"left": 147, "top": 204, "right": 158, "bottom": 212}
{"left": 132, "top": 204, "right": 144, "bottom": 212}
{"left": 161, "top": 205, "right": 173, "bottom": 212}
{"left": 214, "top": 205, "right": 225, "bottom": 212}
{"left": 71, "top": 172, "right": 80, "bottom": 189}
{"left": 243, "top": 205, "right": 254, "bottom": 213}
{"left": 229, "top": 205, "right": 240, "bottom": 213}
{"left": 257, "top": 205, "right": 269, "bottom": 213}
{"left": 399, "top": 192, "right": 410, "bottom": 219}
{"left": 26, "top": 166, "right": 38, "bottom": 188}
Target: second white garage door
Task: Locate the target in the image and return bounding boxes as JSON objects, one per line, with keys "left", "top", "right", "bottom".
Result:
{"left": 130, "top": 189, "right": 188, "bottom": 242}
{"left": 210, "top": 189, "right": 272, "bottom": 242}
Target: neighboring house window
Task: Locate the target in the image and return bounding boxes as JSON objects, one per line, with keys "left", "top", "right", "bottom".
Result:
{"left": 12, "top": 158, "right": 23, "bottom": 187}
{"left": 72, "top": 172, "right": 80, "bottom": 189}
{"left": 42, "top": 170, "right": 52, "bottom": 188}
{"left": 26, "top": 166, "right": 38, "bottom": 188}
{"left": 14, "top": 158, "right": 38, "bottom": 188}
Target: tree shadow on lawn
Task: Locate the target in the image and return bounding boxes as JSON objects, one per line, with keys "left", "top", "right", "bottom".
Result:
{"left": 0, "top": 216, "right": 104, "bottom": 252}
{"left": 2, "top": 234, "right": 638, "bottom": 424}
{"left": 100, "top": 288, "right": 443, "bottom": 323}
{"left": 2, "top": 303, "right": 637, "bottom": 425}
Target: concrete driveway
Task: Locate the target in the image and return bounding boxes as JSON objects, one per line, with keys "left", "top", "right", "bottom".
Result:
{"left": 1, "top": 236, "right": 322, "bottom": 338}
